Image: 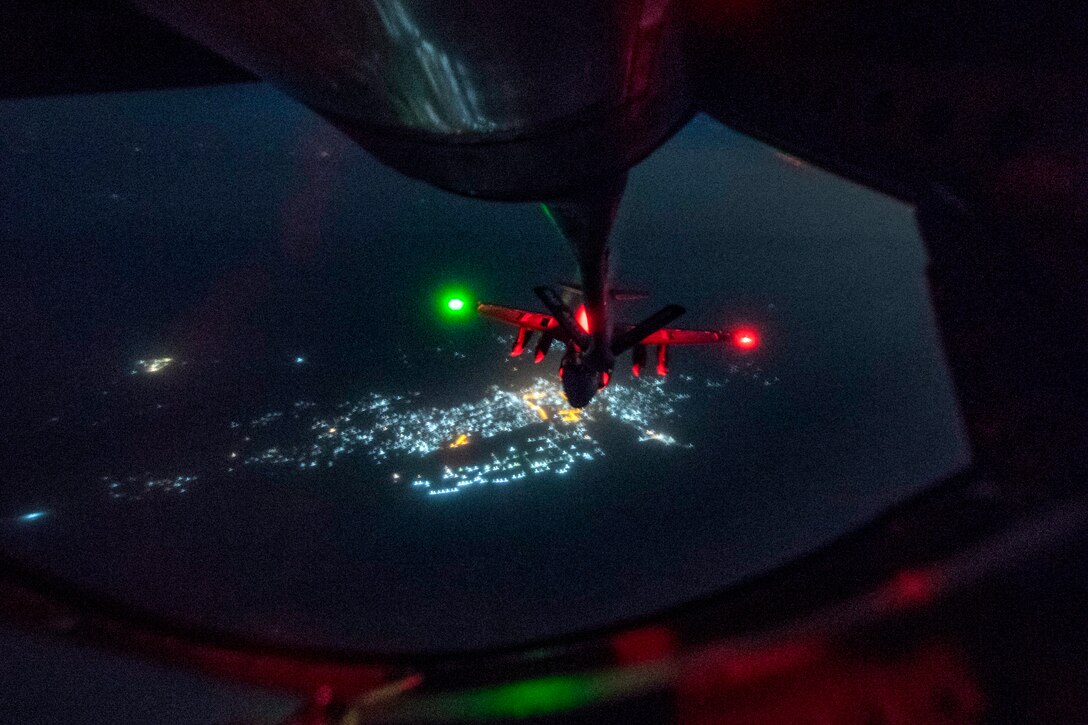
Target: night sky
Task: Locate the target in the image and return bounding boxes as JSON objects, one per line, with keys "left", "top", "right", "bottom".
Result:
{"left": 0, "top": 83, "right": 967, "bottom": 717}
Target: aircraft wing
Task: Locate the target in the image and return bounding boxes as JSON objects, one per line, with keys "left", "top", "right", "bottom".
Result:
{"left": 476, "top": 303, "right": 563, "bottom": 335}
{"left": 634, "top": 327, "right": 724, "bottom": 345}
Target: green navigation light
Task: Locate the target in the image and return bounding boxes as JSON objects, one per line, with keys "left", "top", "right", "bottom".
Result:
{"left": 437, "top": 285, "right": 474, "bottom": 321}
{"left": 379, "top": 666, "right": 665, "bottom": 721}
{"left": 443, "top": 675, "right": 599, "bottom": 720}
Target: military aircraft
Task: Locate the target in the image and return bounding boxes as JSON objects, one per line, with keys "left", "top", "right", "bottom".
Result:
{"left": 478, "top": 282, "right": 756, "bottom": 408}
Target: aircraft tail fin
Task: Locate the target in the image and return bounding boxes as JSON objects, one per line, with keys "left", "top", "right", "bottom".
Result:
{"left": 559, "top": 281, "right": 649, "bottom": 301}
{"left": 534, "top": 286, "right": 591, "bottom": 349}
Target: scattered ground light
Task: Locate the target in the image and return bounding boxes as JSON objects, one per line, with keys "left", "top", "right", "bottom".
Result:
{"left": 97, "top": 343, "right": 774, "bottom": 502}
{"left": 238, "top": 376, "right": 695, "bottom": 496}
{"left": 132, "top": 357, "right": 174, "bottom": 375}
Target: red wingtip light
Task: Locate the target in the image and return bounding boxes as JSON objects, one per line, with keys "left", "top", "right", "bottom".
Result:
{"left": 733, "top": 329, "right": 759, "bottom": 350}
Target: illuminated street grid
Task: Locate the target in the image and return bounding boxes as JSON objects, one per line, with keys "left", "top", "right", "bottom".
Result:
{"left": 101, "top": 350, "right": 775, "bottom": 500}
{"left": 237, "top": 377, "right": 694, "bottom": 495}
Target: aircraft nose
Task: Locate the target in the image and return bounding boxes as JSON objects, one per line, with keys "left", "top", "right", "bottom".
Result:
{"left": 567, "top": 392, "right": 592, "bottom": 409}
{"left": 562, "top": 368, "right": 597, "bottom": 408}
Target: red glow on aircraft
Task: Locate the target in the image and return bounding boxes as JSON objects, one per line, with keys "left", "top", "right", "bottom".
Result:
{"left": 889, "top": 569, "right": 936, "bottom": 608}
{"left": 734, "top": 329, "right": 759, "bottom": 350}
{"left": 611, "top": 626, "right": 678, "bottom": 666}
{"left": 314, "top": 685, "right": 334, "bottom": 707}
{"left": 478, "top": 290, "right": 724, "bottom": 407}
{"left": 575, "top": 304, "right": 590, "bottom": 333}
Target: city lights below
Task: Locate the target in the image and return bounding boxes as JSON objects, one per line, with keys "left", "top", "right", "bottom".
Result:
{"left": 639, "top": 429, "right": 684, "bottom": 446}
{"left": 94, "top": 339, "right": 775, "bottom": 503}
{"left": 17, "top": 511, "right": 48, "bottom": 523}
{"left": 230, "top": 376, "right": 697, "bottom": 496}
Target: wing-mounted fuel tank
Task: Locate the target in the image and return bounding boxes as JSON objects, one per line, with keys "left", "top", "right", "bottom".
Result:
{"left": 128, "top": 0, "right": 694, "bottom": 200}
{"left": 510, "top": 329, "right": 534, "bottom": 357}
{"left": 533, "top": 334, "right": 554, "bottom": 363}
{"left": 632, "top": 344, "right": 647, "bottom": 377}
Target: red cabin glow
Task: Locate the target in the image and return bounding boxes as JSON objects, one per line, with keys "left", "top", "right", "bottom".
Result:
{"left": 575, "top": 304, "right": 590, "bottom": 333}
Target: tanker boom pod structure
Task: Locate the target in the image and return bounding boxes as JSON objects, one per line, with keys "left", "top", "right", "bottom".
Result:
{"left": 481, "top": 278, "right": 756, "bottom": 407}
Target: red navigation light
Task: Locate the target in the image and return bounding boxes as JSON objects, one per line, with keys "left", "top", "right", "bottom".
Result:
{"left": 734, "top": 329, "right": 759, "bottom": 350}
{"left": 575, "top": 304, "right": 590, "bottom": 333}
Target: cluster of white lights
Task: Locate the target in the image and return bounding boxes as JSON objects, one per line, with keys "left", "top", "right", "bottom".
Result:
{"left": 598, "top": 377, "right": 689, "bottom": 430}
{"left": 131, "top": 357, "right": 174, "bottom": 375}
{"left": 418, "top": 385, "right": 605, "bottom": 495}
{"left": 232, "top": 377, "right": 695, "bottom": 495}
{"left": 103, "top": 474, "right": 197, "bottom": 500}
{"left": 638, "top": 429, "right": 688, "bottom": 447}
{"left": 99, "top": 348, "right": 776, "bottom": 501}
